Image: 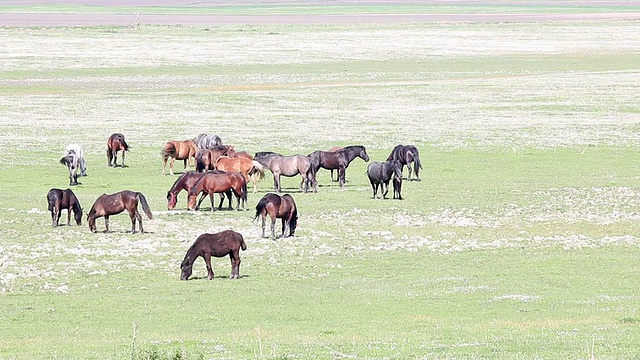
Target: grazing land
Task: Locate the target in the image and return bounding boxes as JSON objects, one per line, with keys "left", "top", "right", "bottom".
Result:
{"left": 1, "top": 1, "right": 640, "bottom": 359}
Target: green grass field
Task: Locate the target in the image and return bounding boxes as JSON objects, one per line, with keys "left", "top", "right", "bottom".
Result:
{"left": 1, "top": 2, "right": 640, "bottom": 359}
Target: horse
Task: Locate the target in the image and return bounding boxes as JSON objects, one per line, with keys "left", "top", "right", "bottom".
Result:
{"left": 192, "top": 133, "right": 223, "bottom": 150}
{"left": 46, "top": 188, "right": 82, "bottom": 226}
{"left": 167, "top": 171, "right": 232, "bottom": 211}
{"left": 366, "top": 160, "right": 403, "bottom": 199}
{"left": 161, "top": 140, "right": 199, "bottom": 175}
{"left": 195, "top": 146, "right": 229, "bottom": 172}
{"left": 60, "top": 149, "right": 80, "bottom": 186}
{"left": 393, "top": 173, "right": 403, "bottom": 200}
{"left": 107, "top": 133, "right": 129, "bottom": 167}
{"left": 254, "top": 193, "right": 298, "bottom": 239}
{"left": 226, "top": 146, "right": 253, "bottom": 160}
{"left": 187, "top": 172, "right": 248, "bottom": 211}
{"left": 87, "top": 190, "right": 153, "bottom": 233}
{"left": 66, "top": 144, "right": 87, "bottom": 176}
{"left": 214, "top": 156, "right": 265, "bottom": 194}
{"left": 327, "top": 146, "right": 342, "bottom": 182}
{"left": 180, "top": 230, "right": 246, "bottom": 280}
{"left": 254, "top": 154, "right": 315, "bottom": 193}
{"left": 308, "top": 145, "right": 370, "bottom": 188}
{"left": 386, "top": 144, "right": 423, "bottom": 181}
{"left": 254, "top": 151, "right": 282, "bottom": 159}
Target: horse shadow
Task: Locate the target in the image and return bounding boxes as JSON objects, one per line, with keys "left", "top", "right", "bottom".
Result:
{"left": 188, "top": 275, "right": 249, "bottom": 281}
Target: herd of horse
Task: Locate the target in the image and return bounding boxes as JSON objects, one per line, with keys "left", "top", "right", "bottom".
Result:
{"left": 53, "top": 132, "right": 422, "bottom": 279}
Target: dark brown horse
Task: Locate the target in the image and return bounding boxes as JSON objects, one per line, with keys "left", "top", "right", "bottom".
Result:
{"left": 187, "top": 172, "right": 247, "bottom": 211}
{"left": 366, "top": 160, "right": 402, "bottom": 199}
{"left": 87, "top": 190, "right": 153, "bottom": 233}
{"left": 107, "top": 133, "right": 129, "bottom": 167}
{"left": 214, "top": 156, "right": 265, "bottom": 194}
{"left": 180, "top": 230, "right": 246, "bottom": 280}
{"left": 308, "top": 145, "right": 370, "bottom": 189}
{"left": 386, "top": 144, "right": 423, "bottom": 181}
{"left": 254, "top": 193, "right": 298, "bottom": 239}
{"left": 254, "top": 154, "right": 315, "bottom": 193}
{"left": 393, "top": 173, "right": 403, "bottom": 200}
{"left": 195, "top": 146, "right": 229, "bottom": 172}
{"left": 47, "top": 188, "right": 82, "bottom": 226}
{"left": 167, "top": 171, "right": 232, "bottom": 210}
{"left": 327, "top": 146, "right": 342, "bottom": 182}
{"left": 161, "top": 140, "right": 199, "bottom": 175}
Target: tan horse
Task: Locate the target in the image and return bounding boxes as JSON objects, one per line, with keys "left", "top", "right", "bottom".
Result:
{"left": 162, "top": 140, "right": 199, "bottom": 175}
{"left": 214, "top": 156, "right": 265, "bottom": 193}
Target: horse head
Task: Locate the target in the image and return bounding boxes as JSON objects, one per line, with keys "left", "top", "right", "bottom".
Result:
{"left": 180, "top": 257, "right": 193, "bottom": 280}
{"left": 86, "top": 212, "right": 97, "bottom": 233}
{"left": 359, "top": 146, "right": 370, "bottom": 162}
{"left": 167, "top": 191, "right": 177, "bottom": 210}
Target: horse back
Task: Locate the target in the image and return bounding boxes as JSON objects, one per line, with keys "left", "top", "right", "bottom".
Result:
{"left": 280, "top": 194, "right": 297, "bottom": 218}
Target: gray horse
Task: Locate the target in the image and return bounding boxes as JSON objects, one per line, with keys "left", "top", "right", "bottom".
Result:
{"left": 60, "top": 149, "right": 80, "bottom": 186}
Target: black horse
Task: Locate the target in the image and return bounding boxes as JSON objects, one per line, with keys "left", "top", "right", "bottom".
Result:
{"left": 47, "top": 188, "right": 83, "bottom": 226}
{"left": 366, "top": 160, "right": 402, "bottom": 199}
{"left": 386, "top": 145, "right": 422, "bottom": 181}
{"left": 308, "top": 145, "right": 369, "bottom": 189}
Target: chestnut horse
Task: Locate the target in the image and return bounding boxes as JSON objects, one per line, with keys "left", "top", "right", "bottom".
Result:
{"left": 253, "top": 154, "right": 315, "bottom": 193}
{"left": 195, "top": 146, "right": 229, "bottom": 172}
{"left": 187, "top": 172, "right": 247, "bottom": 211}
{"left": 107, "top": 133, "right": 129, "bottom": 167}
{"left": 226, "top": 146, "right": 253, "bottom": 160}
{"left": 180, "top": 230, "right": 246, "bottom": 280}
{"left": 166, "top": 171, "right": 232, "bottom": 210}
{"left": 87, "top": 190, "right": 153, "bottom": 233}
{"left": 254, "top": 193, "right": 298, "bottom": 239}
{"left": 308, "top": 145, "right": 369, "bottom": 189}
{"left": 47, "top": 188, "right": 82, "bottom": 226}
{"left": 214, "top": 156, "right": 265, "bottom": 194}
{"left": 161, "top": 140, "right": 199, "bottom": 175}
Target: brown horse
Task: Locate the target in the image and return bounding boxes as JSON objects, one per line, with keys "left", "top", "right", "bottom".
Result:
{"left": 254, "top": 154, "right": 315, "bottom": 193}
{"left": 47, "top": 188, "right": 82, "bottom": 226}
{"left": 214, "top": 156, "right": 265, "bottom": 193}
{"left": 187, "top": 172, "right": 248, "bottom": 211}
{"left": 254, "top": 193, "right": 298, "bottom": 239}
{"left": 87, "top": 190, "right": 153, "bottom": 233}
{"left": 327, "top": 146, "right": 342, "bottom": 182}
{"left": 161, "top": 140, "right": 199, "bottom": 175}
{"left": 167, "top": 171, "right": 232, "bottom": 210}
{"left": 226, "top": 146, "right": 254, "bottom": 160}
{"left": 308, "top": 145, "right": 369, "bottom": 189}
{"left": 107, "top": 133, "right": 129, "bottom": 167}
{"left": 195, "top": 146, "right": 229, "bottom": 172}
{"left": 180, "top": 230, "right": 247, "bottom": 280}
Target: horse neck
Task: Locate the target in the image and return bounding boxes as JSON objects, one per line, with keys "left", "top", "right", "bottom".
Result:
{"left": 169, "top": 176, "right": 185, "bottom": 194}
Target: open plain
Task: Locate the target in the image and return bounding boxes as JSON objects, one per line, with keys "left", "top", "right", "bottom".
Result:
{"left": 1, "top": 1, "right": 640, "bottom": 359}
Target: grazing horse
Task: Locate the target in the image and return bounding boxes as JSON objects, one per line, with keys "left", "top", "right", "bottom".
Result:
{"left": 107, "top": 133, "right": 129, "bottom": 167}
{"left": 46, "top": 188, "right": 82, "bottom": 226}
{"left": 367, "top": 160, "right": 402, "bottom": 199}
{"left": 187, "top": 172, "right": 248, "bottom": 211}
{"left": 180, "top": 230, "right": 246, "bottom": 280}
{"left": 66, "top": 144, "right": 87, "bottom": 176}
{"left": 386, "top": 144, "right": 423, "bottom": 181}
{"left": 226, "top": 146, "right": 253, "bottom": 160}
{"left": 308, "top": 145, "right": 370, "bottom": 188}
{"left": 161, "top": 140, "right": 199, "bottom": 175}
{"left": 87, "top": 190, "right": 153, "bottom": 233}
{"left": 167, "top": 171, "right": 232, "bottom": 211}
{"left": 195, "top": 146, "right": 229, "bottom": 172}
{"left": 254, "top": 193, "right": 298, "bottom": 239}
{"left": 254, "top": 154, "right": 315, "bottom": 193}
{"left": 192, "top": 133, "right": 223, "bottom": 150}
{"left": 214, "top": 156, "right": 265, "bottom": 194}
{"left": 60, "top": 149, "right": 80, "bottom": 186}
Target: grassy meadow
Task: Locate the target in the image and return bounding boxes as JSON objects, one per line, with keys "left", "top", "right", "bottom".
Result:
{"left": 1, "top": 3, "right": 640, "bottom": 359}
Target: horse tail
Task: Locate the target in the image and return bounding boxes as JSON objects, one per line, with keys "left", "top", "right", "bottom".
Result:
{"left": 161, "top": 142, "right": 176, "bottom": 159}
{"left": 411, "top": 150, "right": 423, "bottom": 179}
{"left": 121, "top": 136, "right": 130, "bottom": 151}
{"left": 241, "top": 177, "right": 248, "bottom": 203}
{"left": 136, "top": 192, "right": 153, "bottom": 220}
{"left": 249, "top": 160, "right": 265, "bottom": 180}
{"left": 254, "top": 196, "right": 269, "bottom": 221}
{"left": 240, "top": 236, "right": 247, "bottom": 251}
{"left": 195, "top": 152, "right": 206, "bottom": 172}
{"left": 289, "top": 206, "right": 298, "bottom": 236}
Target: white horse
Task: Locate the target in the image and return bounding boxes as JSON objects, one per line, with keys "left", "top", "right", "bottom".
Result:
{"left": 65, "top": 144, "right": 87, "bottom": 176}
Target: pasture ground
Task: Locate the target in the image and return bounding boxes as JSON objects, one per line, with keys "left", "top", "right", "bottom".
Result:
{"left": 1, "top": 1, "right": 640, "bottom": 359}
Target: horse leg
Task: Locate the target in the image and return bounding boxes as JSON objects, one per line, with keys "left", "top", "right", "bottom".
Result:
{"left": 209, "top": 193, "right": 215, "bottom": 211}
{"left": 281, "top": 218, "right": 287, "bottom": 238}
{"left": 382, "top": 182, "right": 389, "bottom": 199}
{"left": 107, "top": 149, "right": 113, "bottom": 166}
{"left": 183, "top": 158, "right": 187, "bottom": 171}
{"left": 195, "top": 192, "right": 207, "bottom": 210}
{"left": 66, "top": 208, "right": 72, "bottom": 226}
{"left": 51, "top": 208, "right": 58, "bottom": 226}
{"left": 104, "top": 216, "right": 110, "bottom": 233}
{"left": 407, "top": 162, "right": 413, "bottom": 181}
{"left": 338, "top": 167, "right": 346, "bottom": 187}
{"left": 204, "top": 254, "right": 214, "bottom": 280}
{"left": 162, "top": 157, "right": 168, "bottom": 175}
{"left": 121, "top": 149, "right": 126, "bottom": 167}
{"left": 275, "top": 174, "right": 282, "bottom": 193}
{"left": 261, "top": 213, "right": 267, "bottom": 238}
{"left": 170, "top": 158, "right": 176, "bottom": 176}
